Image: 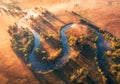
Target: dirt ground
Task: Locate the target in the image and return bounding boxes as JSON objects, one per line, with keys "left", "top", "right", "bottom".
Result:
{"left": 19, "top": 0, "right": 120, "bottom": 38}
{"left": 73, "top": 0, "right": 120, "bottom": 38}
{"left": 0, "top": 14, "right": 39, "bottom": 84}
{"left": 0, "top": 0, "right": 119, "bottom": 84}
{"left": 86, "top": 6, "right": 120, "bottom": 38}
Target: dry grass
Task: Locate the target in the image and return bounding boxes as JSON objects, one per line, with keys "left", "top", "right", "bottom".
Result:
{"left": 0, "top": 0, "right": 120, "bottom": 83}
{"left": 0, "top": 14, "right": 39, "bottom": 83}
{"left": 75, "top": 1, "right": 120, "bottom": 38}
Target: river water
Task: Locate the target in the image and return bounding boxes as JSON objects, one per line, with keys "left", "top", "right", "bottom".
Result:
{"left": 18, "top": 11, "right": 74, "bottom": 71}
{"left": 18, "top": 10, "right": 113, "bottom": 84}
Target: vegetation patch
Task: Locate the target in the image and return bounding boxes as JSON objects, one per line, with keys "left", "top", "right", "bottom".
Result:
{"left": 8, "top": 23, "right": 34, "bottom": 61}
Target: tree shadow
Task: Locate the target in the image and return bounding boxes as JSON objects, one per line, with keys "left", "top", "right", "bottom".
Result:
{"left": 43, "top": 11, "right": 65, "bottom": 24}
{"left": 45, "top": 36, "right": 62, "bottom": 49}
{"left": 34, "top": 73, "right": 50, "bottom": 84}
{"left": 53, "top": 59, "right": 80, "bottom": 84}
{"left": 31, "top": 16, "right": 57, "bottom": 33}
{"left": 41, "top": 17, "right": 57, "bottom": 32}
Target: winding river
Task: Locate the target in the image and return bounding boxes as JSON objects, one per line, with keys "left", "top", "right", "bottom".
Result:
{"left": 92, "top": 30, "right": 112, "bottom": 84}
{"left": 18, "top": 9, "right": 113, "bottom": 83}
{"left": 18, "top": 10, "right": 73, "bottom": 72}
{"left": 28, "top": 23, "right": 73, "bottom": 72}
{"left": 0, "top": 4, "right": 115, "bottom": 84}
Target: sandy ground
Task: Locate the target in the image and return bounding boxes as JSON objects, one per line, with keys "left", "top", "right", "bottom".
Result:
{"left": 84, "top": 6, "right": 120, "bottom": 38}
{"left": 72, "top": 0, "right": 120, "bottom": 38}
{"left": 0, "top": 0, "right": 120, "bottom": 83}
{"left": 19, "top": 0, "right": 120, "bottom": 39}
{"left": 0, "top": 14, "right": 39, "bottom": 83}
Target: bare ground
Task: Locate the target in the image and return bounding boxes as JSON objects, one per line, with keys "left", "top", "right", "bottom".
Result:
{"left": 0, "top": 0, "right": 120, "bottom": 83}
{"left": 0, "top": 14, "right": 39, "bottom": 84}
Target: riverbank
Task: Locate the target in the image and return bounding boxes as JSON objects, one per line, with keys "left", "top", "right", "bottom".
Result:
{"left": 0, "top": 12, "right": 39, "bottom": 84}
{"left": 1, "top": 0, "right": 120, "bottom": 83}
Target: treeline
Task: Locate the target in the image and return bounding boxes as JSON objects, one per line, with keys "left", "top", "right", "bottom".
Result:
{"left": 81, "top": 18, "right": 120, "bottom": 84}
{"left": 105, "top": 49, "right": 120, "bottom": 83}
{"left": 101, "top": 26, "right": 120, "bottom": 83}
{"left": 110, "top": 64, "right": 120, "bottom": 83}
{"left": 67, "top": 28, "right": 98, "bottom": 59}
{"left": 72, "top": 11, "right": 120, "bottom": 83}
{"left": 72, "top": 11, "right": 120, "bottom": 42}
{"left": 66, "top": 27, "right": 107, "bottom": 83}
{"left": 8, "top": 23, "right": 34, "bottom": 61}
{"left": 35, "top": 32, "right": 62, "bottom": 63}
{"left": 53, "top": 59, "right": 95, "bottom": 84}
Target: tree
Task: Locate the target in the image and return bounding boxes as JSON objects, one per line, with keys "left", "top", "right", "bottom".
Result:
{"left": 105, "top": 50, "right": 112, "bottom": 56}
{"left": 68, "top": 35, "right": 77, "bottom": 46}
